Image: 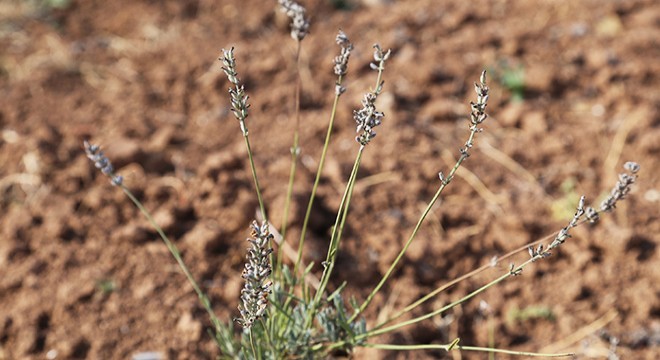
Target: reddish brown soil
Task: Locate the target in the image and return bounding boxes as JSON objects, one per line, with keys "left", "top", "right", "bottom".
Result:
{"left": 1, "top": 0, "right": 659, "bottom": 359}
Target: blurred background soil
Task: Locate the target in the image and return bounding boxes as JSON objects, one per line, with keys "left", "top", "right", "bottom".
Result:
{"left": 0, "top": 0, "right": 658, "bottom": 359}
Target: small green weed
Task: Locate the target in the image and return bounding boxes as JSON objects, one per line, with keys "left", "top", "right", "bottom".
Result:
{"left": 493, "top": 60, "right": 526, "bottom": 101}
{"left": 95, "top": 279, "right": 116, "bottom": 296}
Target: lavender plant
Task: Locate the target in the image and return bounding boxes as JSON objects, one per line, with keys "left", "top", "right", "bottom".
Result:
{"left": 81, "top": 2, "right": 641, "bottom": 359}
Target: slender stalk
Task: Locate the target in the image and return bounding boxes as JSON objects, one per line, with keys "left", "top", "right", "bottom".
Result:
{"left": 293, "top": 74, "right": 345, "bottom": 276}
{"left": 244, "top": 135, "right": 268, "bottom": 223}
{"left": 350, "top": 72, "right": 488, "bottom": 323}
{"left": 83, "top": 141, "right": 238, "bottom": 356}
{"left": 364, "top": 343, "right": 573, "bottom": 357}
{"left": 358, "top": 257, "right": 535, "bottom": 339}
{"left": 488, "top": 315, "right": 495, "bottom": 360}
{"left": 249, "top": 329, "right": 258, "bottom": 359}
{"left": 376, "top": 212, "right": 613, "bottom": 329}
{"left": 456, "top": 345, "right": 573, "bottom": 358}
{"left": 220, "top": 47, "right": 268, "bottom": 232}
{"left": 350, "top": 130, "right": 479, "bottom": 323}
{"left": 375, "top": 230, "right": 557, "bottom": 328}
{"left": 303, "top": 43, "right": 388, "bottom": 331}
{"left": 294, "top": 30, "right": 353, "bottom": 278}
{"left": 279, "top": 41, "right": 303, "bottom": 275}
{"left": 359, "top": 173, "right": 636, "bottom": 342}
{"left": 243, "top": 134, "right": 272, "bottom": 273}
{"left": 313, "top": 49, "right": 388, "bottom": 301}
{"left": 305, "top": 146, "right": 364, "bottom": 328}
{"left": 120, "top": 185, "right": 226, "bottom": 341}
{"left": 259, "top": 318, "right": 274, "bottom": 355}
{"left": 316, "top": 146, "right": 364, "bottom": 299}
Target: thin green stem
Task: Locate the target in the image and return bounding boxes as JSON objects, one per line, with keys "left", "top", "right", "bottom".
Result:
{"left": 243, "top": 135, "right": 267, "bottom": 223}
{"left": 243, "top": 133, "right": 273, "bottom": 270}
{"left": 350, "top": 146, "right": 474, "bottom": 323}
{"left": 279, "top": 41, "right": 303, "bottom": 276}
{"left": 269, "top": 297, "right": 298, "bottom": 329}
{"left": 311, "top": 51, "right": 387, "bottom": 327}
{"left": 375, "top": 230, "right": 558, "bottom": 329}
{"left": 305, "top": 146, "right": 364, "bottom": 329}
{"left": 317, "top": 146, "right": 363, "bottom": 297}
{"left": 364, "top": 343, "right": 573, "bottom": 357}
{"left": 457, "top": 345, "right": 573, "bottom": 358}
{"left": 120, "top": 185, "right": 225, "bottom": 341}
{"left": 259, "top": 318, "right": 274, "bottom": 356}
{"left": 315, "top": 147, "right": 363, "bottom": 297}
{"left": 294, "top": 73, "right": 345, "bottom": 276}
{"left": 363, "top": 193, "right": 592, "bottom": 344}
{"left": 314, "top": 51, "right": 388, "bottom": 305}
{"left": 488, "top": 315, "right": 495, "bottom": 360}
{"left": 358, "top": 257, "right": 536, "bottom": 340}
{"left": 249, "top": 329, "right": 258, "bottom": 359}
{"left": 377, "top": 218, "right": 601, "bottom": 330}
{"left": 350, "top": 72, "right": 488, "bottom": 322}
{"left": 221, "top": 47, "right": 267, "bottom": 226}
{"left": 274, "top": 42, "right": 310, "bottom": 343}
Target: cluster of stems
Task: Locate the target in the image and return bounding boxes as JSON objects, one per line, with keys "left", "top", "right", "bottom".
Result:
{"left": 351, "top": 71, "right": 490, "bottom": 323}
{"left": 312, "top": 43, "right": 392, "bottom": 324}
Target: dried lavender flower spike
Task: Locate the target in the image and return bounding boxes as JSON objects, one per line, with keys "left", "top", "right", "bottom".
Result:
{"left": 333, "top": 30, "right": 353, "bottom": 77}
{"left": 457, "top": 71, "right": 489, "bottom": 158}
{"left": 354, "top": 43, "right": 391, "bottom": 146}
{"left": 599, "top": 162, "right": 640, "bottom": 212}
{"left": 83, "top": 140, "right": 123, "bottom": 186}
{"left": 278, "top": 0, "right": 310, "bottom": 41}
{"left": 237, "top": 221, "right": 274, "bottom": 328}
{"left": 220, "top": 48, "right": 250, "bottom": 136}
{"left": 471, "top": 72, "right": 489, "bottom": 128}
